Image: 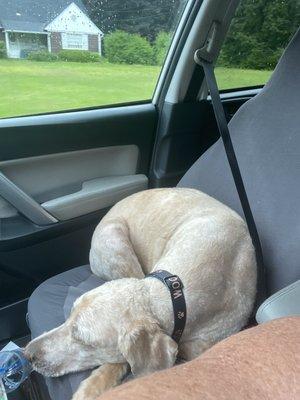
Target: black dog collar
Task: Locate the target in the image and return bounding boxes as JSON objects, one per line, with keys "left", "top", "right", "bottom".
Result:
{"left": 145, "top": 270, "right": 186, "bottom": 343}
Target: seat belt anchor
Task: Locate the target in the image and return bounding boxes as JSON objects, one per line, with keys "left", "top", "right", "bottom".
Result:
{"left": 194, "top": 20, "right": 220, "bottom": 65}
{"left": 194, "top": 48, "right": 213, "bottom": 65}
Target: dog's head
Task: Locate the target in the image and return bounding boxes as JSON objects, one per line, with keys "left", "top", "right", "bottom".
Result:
{"left": 25, "top": 279, "right": 177, "bottom": 377}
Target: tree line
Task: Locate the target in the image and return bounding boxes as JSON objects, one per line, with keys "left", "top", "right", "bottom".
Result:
{"left": 219, "top": 0, "right": 300, "bottom": 69}
{"left": 83, "top": 0, "right": 184, "bottom": 41}
{"left": 83, "top": 0, "right": 299, "bottom": 70}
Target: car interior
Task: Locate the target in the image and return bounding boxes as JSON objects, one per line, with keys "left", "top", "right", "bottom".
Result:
{"left": 0, "top": 0, "right": 299, "bottom": 399}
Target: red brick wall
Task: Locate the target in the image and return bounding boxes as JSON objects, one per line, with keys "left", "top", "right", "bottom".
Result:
{"left": 88, "top": 34, "right": 99, "bottom": 53}
{"left": 50, "top": 32, "right": 62, "bottom": 53}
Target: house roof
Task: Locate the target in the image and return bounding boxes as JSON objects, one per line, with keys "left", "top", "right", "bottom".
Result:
{"left": 0, "top": 0, "right": 89, "bottom": 33}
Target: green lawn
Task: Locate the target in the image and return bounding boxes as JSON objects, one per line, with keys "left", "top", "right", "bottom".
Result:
{"left": 0, "top": 59, "right": 272, "bottom": 118}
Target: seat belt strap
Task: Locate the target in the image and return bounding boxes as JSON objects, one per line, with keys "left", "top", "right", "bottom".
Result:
{"left": 194, "top": 52, "right": 267, "bottom": 305}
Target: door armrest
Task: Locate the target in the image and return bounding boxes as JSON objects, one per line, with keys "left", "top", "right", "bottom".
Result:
{"left": 42, "top": 174, "right": 148, "bottom": 220}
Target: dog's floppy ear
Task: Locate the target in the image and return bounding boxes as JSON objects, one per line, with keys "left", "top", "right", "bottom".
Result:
{"left": 118, "top": 319, "right": 178, "bottom": 376}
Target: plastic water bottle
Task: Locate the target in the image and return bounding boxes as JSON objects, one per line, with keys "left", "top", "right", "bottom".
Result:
{"left": 0, "top": 348, "right": 32, "bottom": 395}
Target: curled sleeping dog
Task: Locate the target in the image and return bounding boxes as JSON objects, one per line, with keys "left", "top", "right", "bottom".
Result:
{"left": 25, "top": 188, "right": 257, "bottom": 400}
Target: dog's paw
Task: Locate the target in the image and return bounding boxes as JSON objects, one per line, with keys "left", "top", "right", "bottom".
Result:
{"left": 71, "top": 364, "right": 127, "bottom": 400}
{"left": 72, "top": 380, "right": 103, "bottom": 400}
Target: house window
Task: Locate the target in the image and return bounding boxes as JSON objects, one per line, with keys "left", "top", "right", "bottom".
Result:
{"left": 61, "top": 33, "right": 88, "bottom": 50}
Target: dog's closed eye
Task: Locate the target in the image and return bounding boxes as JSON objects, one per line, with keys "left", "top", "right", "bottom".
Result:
{"left": 71, "top": 323, "right": 83, "bottom": 342}
{"left": 70, "top": 313, "right": 106, "bottom": 348}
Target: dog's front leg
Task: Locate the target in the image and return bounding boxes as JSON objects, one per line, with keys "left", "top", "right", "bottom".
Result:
{"left": 90, "top": 219, "right": 145, "bottom": 280}
{"left": 72, "top": 363, "right": 128, "bottom": 400}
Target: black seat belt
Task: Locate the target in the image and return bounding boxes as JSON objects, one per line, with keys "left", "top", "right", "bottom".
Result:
{"left": 194, "top": 50, "right": 267, "bottom": 306}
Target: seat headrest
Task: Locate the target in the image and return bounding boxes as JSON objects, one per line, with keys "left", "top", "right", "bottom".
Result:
{"left": 265, "top": 27, "right": 300, "bottom": 92}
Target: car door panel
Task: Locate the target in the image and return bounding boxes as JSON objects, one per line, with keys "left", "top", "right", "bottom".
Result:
{"left": 0, "top": 104, "right": 156, "bottom": 163}
{"left": 0, "top": 103, "right": 156, "bottom": 228}
{"left": 0, "top": 145, "right": 147, "bottom": 219}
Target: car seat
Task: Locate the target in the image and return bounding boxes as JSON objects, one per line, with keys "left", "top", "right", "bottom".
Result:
{"left": 27, "top": 27, "right": 300, "bottom": 400}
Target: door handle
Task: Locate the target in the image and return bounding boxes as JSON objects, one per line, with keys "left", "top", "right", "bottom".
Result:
{"left": 0, "top": 172, "right": 58, "bottom": 226}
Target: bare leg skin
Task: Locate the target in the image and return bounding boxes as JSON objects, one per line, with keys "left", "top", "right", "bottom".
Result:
{"left": 72, "top": 363, "right": 129, "bottom": 400}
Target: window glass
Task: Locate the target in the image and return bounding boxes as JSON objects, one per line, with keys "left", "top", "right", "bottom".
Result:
{"left": 0, "top": 0, "right": 189, "bottom": 118}
{"left": 216, "top": 0, "right": 300, "bottom": 90}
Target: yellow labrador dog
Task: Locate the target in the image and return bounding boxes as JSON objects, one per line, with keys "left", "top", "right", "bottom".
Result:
{"left": 25, "top": 188, "right": 256, "bottom": 400}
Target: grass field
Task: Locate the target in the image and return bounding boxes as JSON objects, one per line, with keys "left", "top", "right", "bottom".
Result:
{"left": 0, "top": 59, "right": 272, "bottom": 118}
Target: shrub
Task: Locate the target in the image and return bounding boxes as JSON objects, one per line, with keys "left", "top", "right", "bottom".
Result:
{"left": 218, "top": 35, "right": 282, "bottom": 71}
{"left": 104, "top": 31, "right": 154, "bottom": 65}
{"left": 57, "top": 50, "right": 100, "bottom": 63}
{"left": 245, "top": 46, "right": 283, "bottom": 70}
{"left": 27, "top": 51, "right": 58, "bottom": 62}
{"left": 0, "top": 41, "right": 6, "bottom": 59}
{"left": 217, "top": 33, "right": 257, "bottom": 68}
{"left": 153, "top": 32, "right": 172, "bottom": 65}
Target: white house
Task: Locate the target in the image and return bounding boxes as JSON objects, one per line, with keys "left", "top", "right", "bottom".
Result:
{"left": 0, "top": 0, "right": 104, "bottom": 59}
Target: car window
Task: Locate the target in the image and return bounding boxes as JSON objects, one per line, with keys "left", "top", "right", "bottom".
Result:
{"left": 216, "top": 0, "right": 300, "bottom": 91}
{"left": 0, "top": 0, "right": 189, "bottom": 118}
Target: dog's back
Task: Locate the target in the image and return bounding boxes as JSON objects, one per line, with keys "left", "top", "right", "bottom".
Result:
{"left": 98, "top": 188, "right": 251, "bottom": 272}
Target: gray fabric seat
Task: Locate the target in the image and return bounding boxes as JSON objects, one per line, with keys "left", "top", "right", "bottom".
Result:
{"left": 28, "top": 28, "right": 300, "bottom": 400}
{"left": 179, "top": 27, "right": 300, "bottom": 295}
{"left": 28, "top": 266, "right": 105, "bottom": 399}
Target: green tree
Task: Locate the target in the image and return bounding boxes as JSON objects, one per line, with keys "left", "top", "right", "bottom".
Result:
{"left": 83, "top": 0, "right": 184, "bottom": 41}
{"left": 219, "top": 0, "right": 300, "bottom": 70}
{"left": 153, "top": 31, "right": 172, "bottom": 65}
